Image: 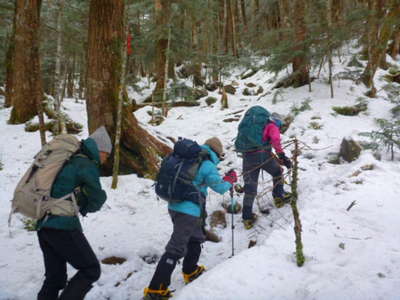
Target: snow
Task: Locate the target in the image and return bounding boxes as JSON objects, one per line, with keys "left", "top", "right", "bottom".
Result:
{"left": 1, "top": 53, "right": 400, "bottom": 300}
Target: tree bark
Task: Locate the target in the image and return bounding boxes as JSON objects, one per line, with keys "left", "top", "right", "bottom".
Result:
{"left": 279, "top": 0, "right": 291, "bottom": 41}
{"left": 390, "top": 26, "right": 400, "bottom": 59}
{"left": 224, "top": 0, "right": 236, "bottom": 55}
{"left": 231, "top": 0, "right": 238, "bottom": 56}
{"left": 111, "top": 5, "right": 128, "bottom": 189}
{"left": 66, "top": 56, "right": 75, "bottom": 98}
{"left": 87, "top": 0, "right": 171, "bottom": 178}
{"left": 290, "top": 139, "right": 305, "bottom": 267}
{"left": 361, "top": 1, "right": 400, "bottom": 92}
{"left": 240, "top": 0, "right": 247, "bottom": 30}
{"left": 5, "top": 3, "right": 16, "bottom": 108}
{"left": 9, "top": 0, "right": 43, "bottom": 124}
{"left": 218, "top": 0, "right": 225, "bottom": 46}
{"left": 153, "top": 0, "right": 171, "bottom": 103}
{"left": 191, "top": 20, "right": 203, "bottom": 87}
{"left": 291, "top": 0, "right": 309, "bottom": 87}
{"left": 233, "top": 0, "right": 240, "bottom": 49}
{"left": 53, "top": 0, "right": 66, "bottom": 134}
{"left": 78, "top": 57, "right": 85, "bottom": 99}
{"left": 254, "top": 0, "right": 260, "bottom": 36}
{"left": 5, "top": 29, "right": 15, "bottom": 108}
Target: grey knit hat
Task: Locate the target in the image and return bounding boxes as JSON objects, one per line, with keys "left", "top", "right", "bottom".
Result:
{"left": 90, "top": 126, "right": 112, "bottom": 154}
{"left": 271, "top": 112, "right": 284, "bottom": 128}
{"left": 204, "top": 137, "right": 224, "bottom": 158}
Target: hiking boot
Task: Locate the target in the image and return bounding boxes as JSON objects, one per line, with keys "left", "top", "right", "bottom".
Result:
{"left": 242, "top": 214, "right": 257, "bottom": 230}
{"left": 273, "top": 192, "right": 292, "bottom": 208}
{"left": 183, "top": 265, "right": 206, "bottom": 284}
{"left": 143, "top": 287, "right": 173, "bottom": 300}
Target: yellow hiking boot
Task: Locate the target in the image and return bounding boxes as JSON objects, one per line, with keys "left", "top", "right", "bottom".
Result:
{"left": 183, "top": 265, "right": 206, "bottom": 284}
{"left": 274, "top": 192, "right": 292, "bottom": 208}
{"left": 242, "top": 214, "right": 257, "bottom": 230}
{"left": 143, "top": 287, "right": 173, "bottom": 300}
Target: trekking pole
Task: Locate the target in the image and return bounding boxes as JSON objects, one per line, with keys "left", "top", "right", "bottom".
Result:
{"left": 230, "top": 187, "right": 235, "bottom": 257}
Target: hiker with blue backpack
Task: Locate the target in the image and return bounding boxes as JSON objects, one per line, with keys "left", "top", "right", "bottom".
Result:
{"left": 10, "top": 126, "right": 112, "bottom": 300}
{"left": 143, "top": 137, "right": 237, "bottom": 300}
{"left": 235, "top": 106, "right": 292, "bottom": 230}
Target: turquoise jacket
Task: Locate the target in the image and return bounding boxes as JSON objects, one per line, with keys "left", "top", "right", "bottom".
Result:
{"left": 168, "top": 145, "right": 232, "bottom": 217}
{"left": 36, "top": 138, "right": 107, "bottom": 231}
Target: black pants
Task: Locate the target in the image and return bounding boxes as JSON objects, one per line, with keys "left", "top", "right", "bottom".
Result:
{"left": 148, "top": 210, "right": 205, "bottom": 290}
{"left": 37, "top": 228, "right": 101, "bottom": 300}
{"left": 242, "top": 150, "right": 284, "bottom": 219}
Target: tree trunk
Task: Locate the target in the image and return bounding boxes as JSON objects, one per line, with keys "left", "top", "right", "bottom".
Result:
{"left": 191, "top": 20, "right": 203, "bottom": 87}
{"left": 53, "top": 0, "right": 66, "bottom": 134}
{"left": 231, "top": 0, "right": 238, "bottom": 56}
{"left": 390, "top": 26, "right": 400, "bottom": 59}
{"left": 331, "top": 0, "right": 343, "bottom": 24}
{"left": 240, "top": 0, "right": 247, "bottom": 30}
{"left": 66, "top": 56, "right": 75, "bottom": 98}
{"left": 290, "top": 138, "right": 305, "bottom": 267}
{"left": 361, "top": 1, "right": 400, "bottom": 92}
{"left": 5, "top": 29, "right": 15, "bottom": 108}
{"left": 224, "top": 0, "right": 235, "bottom": 55}
{"left": 111, "top": 6, "right": 128, "bottom": 189}
{"left": 218, "top": 0, "right": 225, "bottom": 46}
{"left": 78, "top": 57, "right": 85, "bottom": 99}
{"left": 162, "top": 26, "right": 171, "bottom": 116}
{"left": 5, "top": 3, "right": 16, "bottom": 108}
{"left": 279, "top": 0, "right": 291, "bottom": 40}
{"left": 254, "top": 0, "right": 260, "bottom": 36}
{"left": 291, "top": 0, "right": 309, "bottom": 87}
{"left": 87, "top": 0, "right": 171, "bottom": 178}
{"left": 153, "top": 0, "right": 171, "bottom": 103}
{"left": 233, "top": 0, "right": 240, "bottom": 49}
{"left": 9, "top": 0, "right": 42, "bottom": 124}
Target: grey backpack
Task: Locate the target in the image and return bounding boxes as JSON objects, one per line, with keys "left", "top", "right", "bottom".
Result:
{"left": 9, "top": 134, "right": 82, "bottom": 222}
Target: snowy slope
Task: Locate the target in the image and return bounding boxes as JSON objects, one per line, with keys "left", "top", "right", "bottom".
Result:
{"left": 1, "top": 54, "right": 400, "bottom": 300}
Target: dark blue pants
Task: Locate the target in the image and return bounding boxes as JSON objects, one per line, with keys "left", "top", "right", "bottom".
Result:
{"left": 37, "top": 228, "right": 101, "bottom": 300}
{"left": 148, "top": 210, "right": 205, "bottom": 290}
{"left": 242, "top": 151, "right": 284, "bottom": 219}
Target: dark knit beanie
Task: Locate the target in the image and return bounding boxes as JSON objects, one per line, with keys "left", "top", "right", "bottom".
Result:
{"left": 205, "top": 137, "right": 224, "bottom": 157}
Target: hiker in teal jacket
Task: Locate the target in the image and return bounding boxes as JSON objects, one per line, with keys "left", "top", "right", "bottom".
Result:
{"left": 168, "top": 143, "right": 232, "bottom": 217}
{"left": 144, "top": 137, "right": 237, "bottom": 300}
{"left": 36, "top": 126, "right": 111, "bottom": 300}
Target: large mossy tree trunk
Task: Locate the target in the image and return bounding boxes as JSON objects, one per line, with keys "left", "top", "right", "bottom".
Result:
{"left": 8, "top": 0, "right": 42, "bottom": 124}
{"left": 86, "top": 0, "right": 171, "bottom": 178}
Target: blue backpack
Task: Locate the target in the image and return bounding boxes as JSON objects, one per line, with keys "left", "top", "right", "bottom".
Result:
{"left": 155, "top": 138, "right": 207, "bottom": 204}
{"left": 235, "top": 106, "right": 271, "bottom": 152}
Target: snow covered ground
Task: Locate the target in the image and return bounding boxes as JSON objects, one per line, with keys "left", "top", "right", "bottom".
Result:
{"left": 1, "top": 54, "right": 400, "bottom": 300}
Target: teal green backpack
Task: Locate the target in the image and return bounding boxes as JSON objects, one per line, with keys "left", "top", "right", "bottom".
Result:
{"left": 235, "top": 106, "right": 271, "bottom": 152}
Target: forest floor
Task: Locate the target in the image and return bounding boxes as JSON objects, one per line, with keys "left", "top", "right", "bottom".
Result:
{"left": 1, "top": 52, "right": 400, "bottom": 300}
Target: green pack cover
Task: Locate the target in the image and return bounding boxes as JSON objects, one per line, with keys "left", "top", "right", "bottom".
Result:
{"left": 235, "top": 106, "right": 271, "bottom": 152}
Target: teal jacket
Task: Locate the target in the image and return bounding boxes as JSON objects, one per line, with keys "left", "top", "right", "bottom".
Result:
{"left": 36, "top": 138, "right": 107, "bottom": 231}
{"left": 168, "top": 145, "right": 232, "bottom": 217}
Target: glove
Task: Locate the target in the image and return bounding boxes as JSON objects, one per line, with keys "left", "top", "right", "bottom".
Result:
{"left": 278, "top": 152, "right": 292, "bottom": 169}
{"left": 223, "top": 170, "right": 238, "bottom": 185}
{"left": 234, "top": 183, "right": 244, "bottom": 194}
